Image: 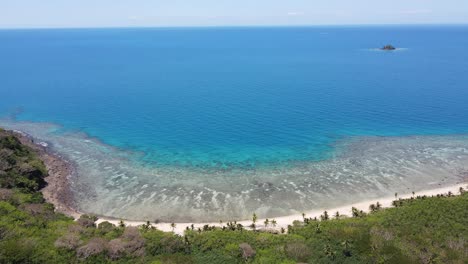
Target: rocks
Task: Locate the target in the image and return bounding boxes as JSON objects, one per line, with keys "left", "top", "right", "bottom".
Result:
{"left": 381, "top": 45, "right": 396, "bottom": 51}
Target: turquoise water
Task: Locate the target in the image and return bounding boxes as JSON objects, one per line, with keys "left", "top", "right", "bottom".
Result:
{"left": 1, "top": 26, "right": 468, "bottom": 221}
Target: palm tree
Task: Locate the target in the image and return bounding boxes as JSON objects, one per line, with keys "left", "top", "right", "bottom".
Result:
{"left": 271, "top": 219, "right": 277, "bottom": 227}
{"left": 369, "top": 204, "right": 376, "bottom": 212}
{"left": 376, "top": 202, "right": 382, "bottom": 210}
{"left": 250, "top": 223, "right": 256, "bottom": 231}
{"left": 351, "top": 207, "right": 360, "bottom": 217}
{"left": 170, "top": 222, "right": 176, "bottom": 232}
{"left": 264, "top": 219, "right": 269, "bottom": 228}
{"left": 459, "top": 187, "right": 465, "bottom": 194}
{"left": 252, "top": 213, "right": 257, "bottom": 224}
{"left": 321, "top": 211, "right": 329, "bottom": 221}
{"left": 118, "top": 220, "right": 125, "bottom": 228}
{"left": 334, "top": 211, "right": 340, "bottom": 219}
{"left": 280, "top": 227, "right": 285, "bottom": 234}
{"left": 394, "top": 192, "right": 398, "bottom": 199}
{"left": 302, "top": 212, "right": 306, "bottom": 220}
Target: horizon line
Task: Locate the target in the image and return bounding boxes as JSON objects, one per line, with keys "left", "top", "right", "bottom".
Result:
{"left": 1, "top": 22, "right": 467, "bottom": 31}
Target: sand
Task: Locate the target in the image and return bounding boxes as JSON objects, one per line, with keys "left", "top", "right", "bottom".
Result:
{"left": 95, "top": 183, "right": 467, "bottom": 235}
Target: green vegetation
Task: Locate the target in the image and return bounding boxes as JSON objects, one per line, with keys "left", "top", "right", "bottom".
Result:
{"left": 1, "top": 129, "right": 467, "bottom": 263}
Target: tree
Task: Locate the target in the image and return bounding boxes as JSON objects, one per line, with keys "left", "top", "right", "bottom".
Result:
{"left": 264, "top": 218, "right": 269, "bottom": 228}
{"left": 320, "top": 211, "right": 329, "bottom": 221}
{"left": 334, "top": 211, "right": 340, "bottom": 219}
{"left": 271, "top": 219, "right": 277, "bottom": 227}
{"left": 252, "top": 213, "right": 257, "bottom": 224}
{"left": 170, "top": 222, "right": 176, "bottom": 232}
{"left": 118, "top": 220, "right": 125, "bottom": 228}
{"left": 351, "top": 207, "right": 360, "bottom": 217}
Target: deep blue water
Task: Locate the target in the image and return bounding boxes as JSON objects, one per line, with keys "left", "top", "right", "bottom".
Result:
{"left": 1, "top": 26, "right": 468, "bottom": 168}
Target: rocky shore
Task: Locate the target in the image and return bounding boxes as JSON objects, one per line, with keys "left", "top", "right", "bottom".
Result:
{"left": 10, "top": 130, "right": 80, "bottom": 218}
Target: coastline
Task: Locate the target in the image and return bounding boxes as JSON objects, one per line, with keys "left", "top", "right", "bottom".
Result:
{"left": 11, "top": 130, "right": 81, "bottom": 219}
{"left": 8, "top": 129, "right": 468, "bottom": 235}
{"left": 97, "top": 182, "right": 467, "bottom": 235}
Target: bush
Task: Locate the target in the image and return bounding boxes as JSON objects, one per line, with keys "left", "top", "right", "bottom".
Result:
{"left": 55, "top": 233, "right": 82, "bottom": 250}
{"left": 76, "top": 237, "right": 108, "bottom": 259}
{"left": 284, "top": 242, "right": 311, "bottom": 262}
{"left": 77, "top": 214, "right": 97, "bottom": 228}
{"left": 239, "top": 243, "right": 255, "bottom": 260}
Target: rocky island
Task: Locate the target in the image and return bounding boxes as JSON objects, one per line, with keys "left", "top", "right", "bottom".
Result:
{"left": 381, "top": 44, "right": 396, "bottom": 50}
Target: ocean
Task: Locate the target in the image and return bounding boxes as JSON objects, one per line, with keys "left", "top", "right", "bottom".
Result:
{"left": 1, "top": 26, "right": 468, "bottom": 221}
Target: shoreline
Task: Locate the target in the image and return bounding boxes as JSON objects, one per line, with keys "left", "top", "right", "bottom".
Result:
{"left": 96, "top": 182, "right": 467, "bottom": 235}
{"left": 11, "top": 129, "right": 81, "bottom": 219}
{"left": 8, "top": 129, "right": 468, "bottom": 235}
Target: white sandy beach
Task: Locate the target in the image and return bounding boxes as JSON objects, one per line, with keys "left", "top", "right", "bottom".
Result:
{"left": 96, "top": 182, "right": 467, "bottom": 235}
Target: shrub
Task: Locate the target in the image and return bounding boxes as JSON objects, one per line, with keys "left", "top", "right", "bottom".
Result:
{"left": 77, "top": 214, "right": 97, "bottom": 228}
{"left": 284, "top": 242, "right": 311, "bottom": 262}
{"left": 0, "top": 188, "right": 13, "bottom": 201}
{"left": 76, "top": 237, "right": 108, "bottom": 259}
{"left": 239, "top": 243, "right": 255, "bottom": 260}
{"left": 55, "top": 233, "right": 82, "bottom": 250}
{"left": 97, "top": 221, "right": 115, "bottom": 233}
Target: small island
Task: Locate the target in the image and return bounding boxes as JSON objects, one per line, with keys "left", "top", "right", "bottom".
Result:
{"left": 381, "top": 44, "right": 396, "bottom": 51}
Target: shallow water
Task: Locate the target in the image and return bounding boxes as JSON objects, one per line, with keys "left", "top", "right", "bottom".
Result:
{"left": 1, "top": 120, "right": 467, "bottom": 222}
{"left": 1, "top": 26, "right": 468, "bottom": 221}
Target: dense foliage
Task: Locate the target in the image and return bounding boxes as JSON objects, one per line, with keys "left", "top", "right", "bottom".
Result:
{"left": 0, "top": 128, "right": 467, "bottom": 263}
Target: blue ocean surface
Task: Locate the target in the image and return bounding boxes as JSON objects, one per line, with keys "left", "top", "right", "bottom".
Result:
{"left": 1, "top": 26, "right": 468, "bottom": 221}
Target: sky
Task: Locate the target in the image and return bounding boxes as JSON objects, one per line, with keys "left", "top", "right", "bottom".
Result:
{"left": 1, "top": 0, "right": 468, "bottom": 28}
